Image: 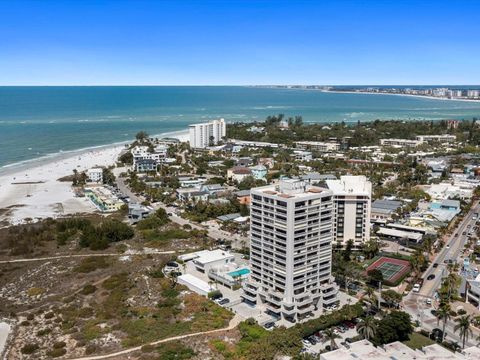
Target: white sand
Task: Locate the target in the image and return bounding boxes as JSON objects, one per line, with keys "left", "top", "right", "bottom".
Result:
{"left": 0, "top": 322, "right": 11, "bottom": 358}
{"left": 0, "top": 129, "right": 189, "bottom": 225}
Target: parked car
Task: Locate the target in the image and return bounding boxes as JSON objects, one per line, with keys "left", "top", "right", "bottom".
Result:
{"left": 302, "top": 339, "right": 312, "bottom": 347}
{"left": 432, "top": 263, "right": 439, "bottom": 268}
{"left": 263, "top": 322, "right": 276, "bottom": 330}
{"left": 218, "top": 298, "right": 230, "bottom": 306}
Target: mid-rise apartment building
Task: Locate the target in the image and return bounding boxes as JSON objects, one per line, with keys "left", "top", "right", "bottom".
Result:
{"left": 295, "top": 141, "right": 340, "bottom": 152}
{"left": 415, "top": 134, "right": 456, "bottom": 143}
{"left": 189, "top": 119, "right": 226, "bottom": 148}
{"left": 380, "top": 138, "right": 423, "bottom": 147}
{"left": 326, "top": 176, "right": 372, "bottom": 248}
{"left": 242, "top": 179, "right": 338, "bottom": 322}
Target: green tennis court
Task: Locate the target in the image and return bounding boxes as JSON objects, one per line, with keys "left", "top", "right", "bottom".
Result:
{"left": 366, "top": 256, "right": 411, "bottom": 284}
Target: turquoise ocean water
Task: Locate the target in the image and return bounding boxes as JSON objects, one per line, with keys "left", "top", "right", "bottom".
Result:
{"left": 1, "top": 86, "right": 480, "bottom": 169}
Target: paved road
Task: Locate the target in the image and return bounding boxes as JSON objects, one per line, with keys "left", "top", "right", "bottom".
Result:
{"left": 68, "top": 314, "right": 242, "bottom": 360}
{"left": 115, "top": 174, "right": 249, "bottom": 250}
{"left": 420, "top": 200, "right": 479, "bottom": 299}
{"left": 156, "top": 203, "right": 249, "bottom": 250}
{"left": 403, "top": 201, "right": 480, "bottom": 346}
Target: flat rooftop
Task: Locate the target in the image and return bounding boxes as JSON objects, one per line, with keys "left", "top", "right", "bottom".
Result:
{"left": 253, "top": 179, "right": 331, "bottom": 199}
{"left": 326, "top": 175, "right": 372, "bottom": 195}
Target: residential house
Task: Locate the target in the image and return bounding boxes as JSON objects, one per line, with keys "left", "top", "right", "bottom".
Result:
{"left": 135, "top": 159, "right": 157, "bottom": 173}
{"left": 249, "top": 164, "right": 267, "bottom": 181}
{"left": 176, "top": 188, "right": 209, "bottom": 203}
{"left": 227, "top": 166, "right": 252, "bottom": 183}
{"left": 86, "top": 168, "right": 103, "bottom": 183}
{"left": 235, "top": 190, "right": 251, "bottom": 205}
{"left": 128, "top": 203, "right": 153, "bottom": 224}
{"left": 293, "top": 150, "right": 313, "bottom": 162}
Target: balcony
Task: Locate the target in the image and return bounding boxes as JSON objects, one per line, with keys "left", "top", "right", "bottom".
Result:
{"left": 241, "top": 291, "right": 257, "bottom": 303}
{"left": 295, "top": 296, "right": 312, "bottom": 307}
{"left": 323, "top": 296, "right": 338, "bottom": 305}
{"left": 296, "top": 304, "right": 314, "bottom": 314}
{"left": 267, "top": 295, "right": 283, "bottom": 306}
{"left": 282, "top": 306, "right": 297, "bottom": 316}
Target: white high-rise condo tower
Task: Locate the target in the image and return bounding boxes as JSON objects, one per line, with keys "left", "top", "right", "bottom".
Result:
{"left": 189, "top": 118, "right": 226, "bottom": 148}
{"left": 242, "top": 179, "right": 339, "bottom": 322}
{"left": 326, "top": 176, "right": 372, "bottom": 249}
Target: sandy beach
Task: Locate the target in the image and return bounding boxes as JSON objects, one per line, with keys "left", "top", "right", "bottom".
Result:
{"left": 0, "top": 322, "right": 11, "bottom": 358}
{"left": 320, "top": 89, "right": 480, "bottom": 103}
{"left": 0, "top": 130, "right": 189, "bottom": 226}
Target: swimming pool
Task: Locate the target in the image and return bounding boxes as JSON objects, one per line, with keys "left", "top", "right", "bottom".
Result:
{"left": 228, "top": 268, "right": 250, "bottom": 277}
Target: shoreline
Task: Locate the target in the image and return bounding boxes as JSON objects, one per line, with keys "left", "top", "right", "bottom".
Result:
{"left": 0, "top": 128, "right": 189, "bottom": 225}
{"left": 0, "top": 128, "right": 190, "bottom": 177}
{"left": 319, "top": 89, "right": 480, "bottom": 103}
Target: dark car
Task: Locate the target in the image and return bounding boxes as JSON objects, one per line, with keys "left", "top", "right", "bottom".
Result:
{"left": 210, "top": 292, "right": 223, "bottom": 300}
{"left": 427, "top": 274, "right": 435, "bottom": 280}
{"left": 218, "top": 298, "right": 230, "bottom": 305}
{"left": 432, "top": 263, "right": 439, "bottom": 268}
{"left": 263, "top": 322, "right": 275, "bottom": 330}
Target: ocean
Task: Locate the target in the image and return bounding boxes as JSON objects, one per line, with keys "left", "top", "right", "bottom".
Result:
{"left": 1, "top": 86, "right": 480, "bottom": 169}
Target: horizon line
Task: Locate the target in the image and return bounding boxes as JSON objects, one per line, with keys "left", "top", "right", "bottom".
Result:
{"left": 1, "top": 84, "right": 480, "bottom": 87}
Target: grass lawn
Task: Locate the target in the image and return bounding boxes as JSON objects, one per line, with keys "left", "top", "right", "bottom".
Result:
{"left": 403, "top": 332, "right": 435, "bottom": 350}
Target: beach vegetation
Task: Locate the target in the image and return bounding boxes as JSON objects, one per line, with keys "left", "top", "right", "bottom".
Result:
{"left": 135, "top": 131, "right": 149, "bottom": 142}
{"left": 21, "top": 343, "right": 39, "bottom": 354}
{"left": 74, "top": 256, "right": 111, "bottom": 273}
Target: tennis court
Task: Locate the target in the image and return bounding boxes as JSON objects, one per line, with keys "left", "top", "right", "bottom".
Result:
{"left": 366, "top": 256, "right": 411, "bottom": 284}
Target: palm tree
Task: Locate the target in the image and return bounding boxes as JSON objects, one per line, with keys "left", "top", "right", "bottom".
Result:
{"left": 322, "top": 328, "right": 341, "bottom": 350}
{"left": 436, "top": 303, "right": 451, "bottom": 342}
{"left": 356, "top": 316, "right": 377, "bottom": 341}
{"left": 454, "top": 315, "right": 473, "bottom": 349}
{"left": 363, "top": 286, "right": 377, "bottom": 311}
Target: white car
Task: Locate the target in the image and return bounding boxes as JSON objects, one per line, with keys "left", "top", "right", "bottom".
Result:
{"left": 413, "top": 284, "right": 421, "bottom": 292}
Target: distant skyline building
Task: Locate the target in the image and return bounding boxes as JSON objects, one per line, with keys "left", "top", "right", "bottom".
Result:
{"left": 242, "top": 179, "right": 338, "bottom": 322}
{"left": 189, "top": 119, "right": 226, "bottom": 148}
{"left": 326, "top": 176, "right": 372, "bottom": 248}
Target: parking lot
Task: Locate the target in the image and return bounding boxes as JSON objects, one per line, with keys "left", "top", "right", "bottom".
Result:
{"left": 302, "top": 320, "right": 359, "bottom": 355}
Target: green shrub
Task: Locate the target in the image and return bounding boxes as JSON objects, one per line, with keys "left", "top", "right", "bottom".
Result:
{"left": 208, "top": 290, "right": 222, "bottom": 300}
{"left": 294, "top": 304, "right": 364, "bottom": 338}
{"left": 37, "top": 328, "right": 52, "bottom": 336}
{"left": 44, "top": 311, "right": 55, "bottom": 319}
{"left": 47, "top": 348, "right": 67, "bottom": 358}
{"left": 102, "top": 273, "right": 128, "bottom": 290}
{"left": 53, "top": 341, "right": 66, "bottom": 349}
{"left": 78, "top": 307, "right": 95, "bottom": 318}
{"left": 80, "top": 284, "right": 97, "bottom": 295}
{"left": 21, "top": 343, "right": 39, "bottom": 354}
{"left": 74, "top": 257, "right": 110, "bottom": 273}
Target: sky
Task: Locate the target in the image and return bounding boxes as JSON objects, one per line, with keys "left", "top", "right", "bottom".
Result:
{"left": 0, "top": 0, "right": 479, "bottom": 86}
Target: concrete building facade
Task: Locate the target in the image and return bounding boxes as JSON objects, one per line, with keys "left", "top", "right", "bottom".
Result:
{"left": 189, "top": 119, "right": 226, "bottom": 148}
{"left": 326, "top": 176, "right": 372, "bottom": 248}
{"left": 242, "top": 179, "right": 338, "bottom": 322}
